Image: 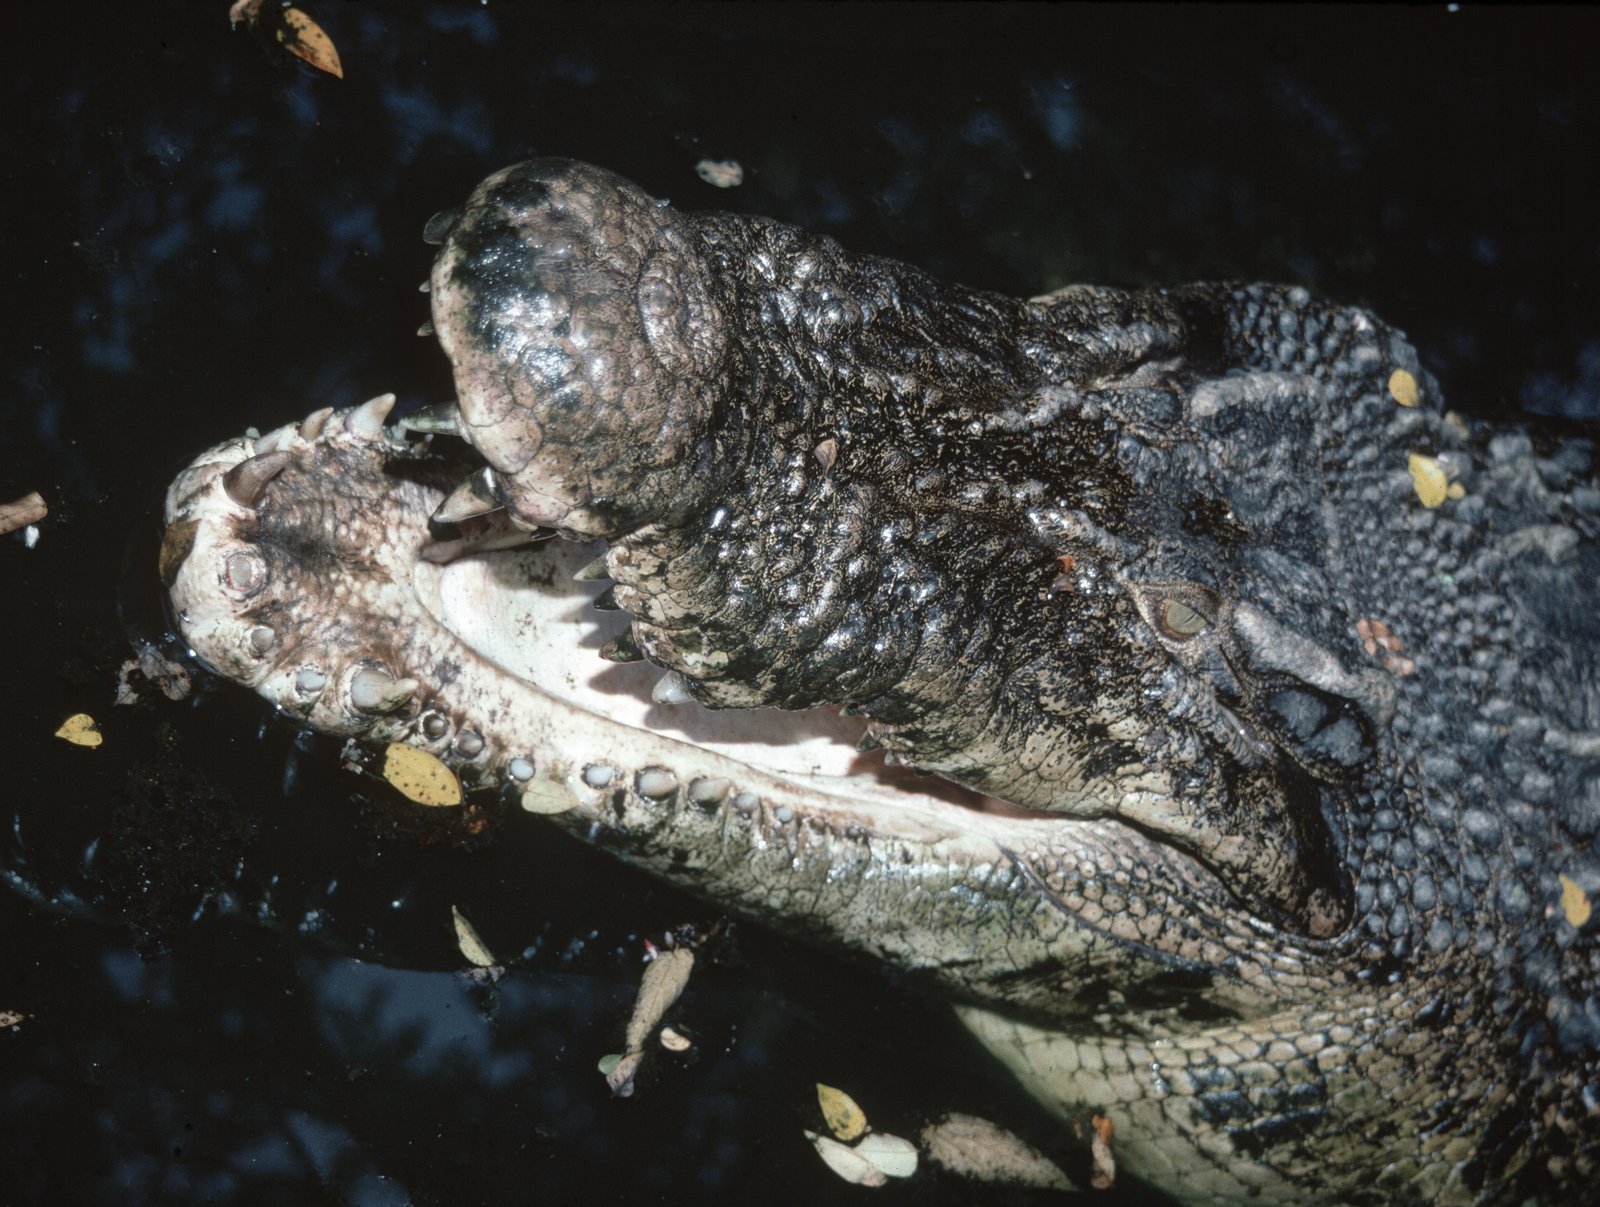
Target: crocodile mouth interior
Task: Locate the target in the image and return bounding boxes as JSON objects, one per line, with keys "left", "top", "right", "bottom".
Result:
{"left": 415, "top": 526, "right": 1035, "bottom": 821}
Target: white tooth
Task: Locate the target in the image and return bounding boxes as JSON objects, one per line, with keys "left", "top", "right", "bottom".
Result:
{"left": 246, "top": 625, "right": 275, "bottom": 656}
{"left": 299, "top": 406, "right": 334, "bottom": 441}
{"left": 296, "top": 667, "right": 328, "bottom": 694}
{"left": 688, "top": 777, "right": 730, "bottom": 805}
{"left": 652, "top": 672, "right": 693, "bottom": 706}
{"left": 456, "top": 731, "right": 484, "bottom": 756}
{"left": 637, "top": 769, "right": 679, "bottom": 799}
{"left": 582, "top": 764, "right": 615, "bottom": 788}
{"left": 572, "top": 554, "right": 611, "bottom": 582}
{"left": 350, "top": 667, "right": 417, "bottom": 713}
{"left": 253, "top": 426, "right": 295, "bottom": 455}
{"left": 432, "top": 467, "right": 502, "bottom": 524}
{"left": 418, "top": 280, "right": 432, "bottom": 293}
{"left": 346, "top": 393, "right": 398, "bottom": 438}
{"left": 417, "top": 320, "right": 435, "bottom": 337}
{"left": 508, "top": 757, "right": 535, "bottom": 782}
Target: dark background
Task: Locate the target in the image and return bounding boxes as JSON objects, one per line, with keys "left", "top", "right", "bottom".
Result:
{"left": 3, "top": 5, "right": 1597, "bottom": 1205}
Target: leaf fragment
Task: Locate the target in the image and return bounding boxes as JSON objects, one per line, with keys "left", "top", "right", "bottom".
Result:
{"left": 0, "top": 491, "right": 46, "bottom": 536}
{"left": 278, "top": 7, "right": 343, "bottom": 78}
{"left": 1090, "top": 1114, "right": 1116, "bottom": 1190}
{"left": 855, "top": 1131, "right": 919, "bottom": 1179}
{"left": 817, "top": 1082, "right": 869, "bottom": 1142}
{"left": 0, "top": 1010, "right": 26, "bottom": 1027}
{"left": 919, "top": 1113, "right": 1077, "bottom": 1191}
{"left": 1387, "top": 368, "right": 1420, "bottom": 408}
{"left": 1407, "top": 453, "right": 1450, "bottom": 509}
{"left": 55, "top": 713, "right": 102, "bottom": 748}
{"left": 382, "top": 743, "right": 462, "bottom": 806}
{"left": 452, "top": 906, "right": 497, "bottom": 967}
{"left": 1560, "top": 875, "right": 1592, "bottom": 928}
{"left": 806, "top": 1130, "right": 887, "bottom": 1187}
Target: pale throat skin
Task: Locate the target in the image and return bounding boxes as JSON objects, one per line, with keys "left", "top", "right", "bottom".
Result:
{"left": 160, "top": 159, "right": 1600, "bottom": 1204}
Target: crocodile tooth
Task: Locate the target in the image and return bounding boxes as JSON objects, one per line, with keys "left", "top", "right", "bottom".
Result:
{"left": 298, "top": 406, "right": 335, "bottom": 441}
{"left": 652, "top": 672, "right": 693, "bottom": 706}
{"left": 856, "top": 731, "right": 882, "bottom": 752}
{"left": 246, "top": 625, "right": 276, "bottom": 656}
{"left": 600, "top": 632, "right": 642, "bottom": 663}
{"left": 346, "top": 393, "right": 398, "bottom": 439}
{"left": 417, "top": 320, "right": 435, "bottom": 337}
{"left": 399, "top": 402, "right": 462, "bottom": 436}
{"left": 223, "top": 450, "right": 293, "bottom": 510}
{"left": 573, "top": 555, "right": 611, "bottom": 582}
{"left": 593, "top": 586, "right": 621, "bottom": 611}
{"left": 422, "top": 207, "right": 460, "bottom": 245}
{"left": 418, "top": 280, "right": 431, "bottom": 294}
{"left": 432, "top": 467, "right": 502, "bottom": 524}
{"left": 350, "top": 666, "right": 418, "bottom": 714}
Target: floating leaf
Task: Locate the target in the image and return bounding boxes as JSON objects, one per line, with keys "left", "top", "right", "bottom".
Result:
{"left": 806, "top": 1130, "right": 887, "bottom": 1187}
{"left": 817, "top": 1082, "right": 868, "bottom": 1142}
{"left": 1407, "top": 453, "right": 1450, "bottom": 509}
{"left": 1090, "top": 1114, "right": 1116, "bottom": 1190}
{"left": 382, "top": 743, "right": 462, "bottom": 806}
{"left": 0, "top": 490, "right": 46, "bottom": 536}
{"left": 55, "top": 713, "right": 102, "bottom": 748}
{"left": 1560, "top": 875, "right": 1592, "bottom": 928}
{"left": 1387, "top": 368, "right": 1420, "bottom": 408}
{"left": 694, "top": 159, "right": 744, "bottom": 188}
{"left": 855, "top": 1132, "right": 919, "bottom": 1179}
{"left": 624, "top": 949, "right": 694, "bottom": 1052}
{"left": 659, "top": 1026, "right": 692, "bottom": 1052}
{"left": 919, "top": 1113, "right": 1076, "bottom": 1191}
{"left": 277, "top": 7, "right": 343, "bottom": 78}
{"left": 452, "top": 906, "right": 497, "bottom": 967}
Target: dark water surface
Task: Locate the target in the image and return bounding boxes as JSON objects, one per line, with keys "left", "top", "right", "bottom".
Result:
{"left": 4, "top": 5, "right": 1598, "bottom": 1205}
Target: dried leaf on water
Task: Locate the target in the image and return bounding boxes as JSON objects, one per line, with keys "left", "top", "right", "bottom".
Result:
{"left": 0, "top": 491, "right": 46, "bottom": 536}
{"left": 919, "top": 1113, "right": 1076, "bottom": 1191}
{"left": 816, "top": 1082, "right": 869, "bottom": 1142}
{"left": 806, "top": 1130, "right": 888, "bottom": 1187}
{"left": 451, "top": 905, "right": 497, "bottom": 968}
{"left": 854, "top": 1132, "right": 919, "bottom": 1179}
{"left": 55, "top": 713, "right": 102, "bottom": 748}
{"left": 1090, "top": 1114, "right": 1116, "bottom": 1190}
{"left": 382, "top": 743, "right": 462, "bottom": 807}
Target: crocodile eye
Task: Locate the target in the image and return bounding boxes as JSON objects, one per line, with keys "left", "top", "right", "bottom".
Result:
{"left": 1158, "top": 598, "right": 1212, "bottom": 639}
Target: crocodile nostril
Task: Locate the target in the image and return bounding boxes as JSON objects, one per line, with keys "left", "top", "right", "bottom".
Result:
{"left": 225, "top": 551, "right": 267, "bottom": 595}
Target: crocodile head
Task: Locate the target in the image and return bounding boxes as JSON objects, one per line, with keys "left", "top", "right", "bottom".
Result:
{"left": 160, "top": 160, "right": 1600, "bottom": 1204}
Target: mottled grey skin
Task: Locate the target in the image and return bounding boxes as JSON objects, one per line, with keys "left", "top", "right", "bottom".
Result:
{"left": 163, "top": 160, "right": 1600, "bottom": 1204}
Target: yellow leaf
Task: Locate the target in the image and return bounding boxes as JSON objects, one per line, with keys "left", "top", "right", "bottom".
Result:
{"left": 1408, "top": 453, "right": 1449, "bottom": 509}
{"left": 278, "top": 7, "right": 343, "bottom": 79}
{"left": 1560, "top": 875, "right": 1592, "bottom": 928}
{"left": 817, "top": 1082, "right": 868, "bottom": 1142}
{"left": 55, "top": 713, "right": 102, "bottom": 748}
{"left": 382, "top": 743, "right": 462, "bottom": 806}
{"left": 452, "top": 905, "right": 497, "bottom": 967}
{"left": 1387, "top": 368, "right": 1420, "bottom": 408}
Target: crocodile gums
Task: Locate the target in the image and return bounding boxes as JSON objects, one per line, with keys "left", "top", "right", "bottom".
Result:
{"left": 159, "top": 159, "right": 1600, "bottom": 1204}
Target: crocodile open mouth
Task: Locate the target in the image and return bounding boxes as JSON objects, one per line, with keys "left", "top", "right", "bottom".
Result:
{"left": 161, "top": 396, "right": 1311, "bottom": 1024}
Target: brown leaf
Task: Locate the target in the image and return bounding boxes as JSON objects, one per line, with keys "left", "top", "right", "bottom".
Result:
{"left": 0, "top": 491, "right": 46, "bottom": 536}
{"left": 277, "top": 7, "right": 343, "bottom": 78}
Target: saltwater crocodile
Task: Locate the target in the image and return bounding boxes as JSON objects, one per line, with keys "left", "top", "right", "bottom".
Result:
{"left": 159, "top": 159, "right": 1600, "bottom": 1203}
